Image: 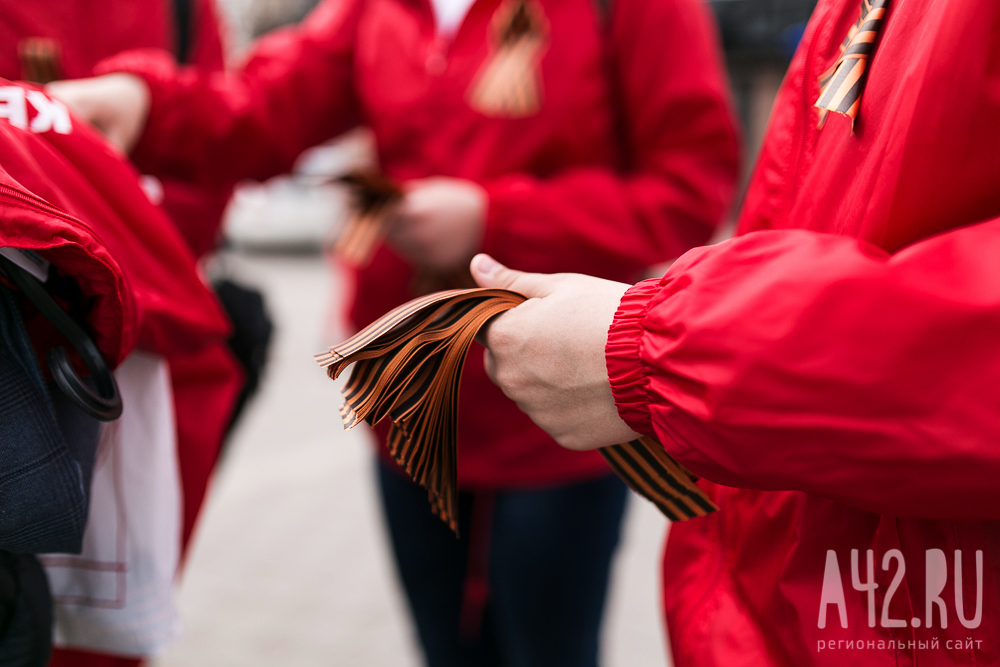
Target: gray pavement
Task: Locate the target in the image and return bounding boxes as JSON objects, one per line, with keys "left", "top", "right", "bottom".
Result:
{"left": 150, "top": 252, "right": 672, "bottom": 667}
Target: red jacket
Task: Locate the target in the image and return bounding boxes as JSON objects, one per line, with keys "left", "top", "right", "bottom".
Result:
{"left": 99, "top": 0, "right": 740, "bottom": 488}
{"left": 606, "top": 0, "right": 1000, "bottom": 664}
{"left": 0, "top": 0, "right": 231, "bottom": 258}
{"left": 0, "top": 81, "right": 228, "bottom": 363}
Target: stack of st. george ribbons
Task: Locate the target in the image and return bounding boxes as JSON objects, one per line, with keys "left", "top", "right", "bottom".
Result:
{"left": 332, "top": 170, "right": 404, "bottom": 267}
{"left": 315, "top": 288, "right": 718, "bottom": 534}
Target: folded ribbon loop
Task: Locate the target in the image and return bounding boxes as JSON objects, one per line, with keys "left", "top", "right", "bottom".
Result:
{"left": 468, "top": 0, "right": 549, "bottom": 118}
{"left": 815, "top": 0, "right": 889, "bottom": 128}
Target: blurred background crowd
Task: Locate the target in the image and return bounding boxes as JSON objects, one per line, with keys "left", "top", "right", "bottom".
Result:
{"left": 0, "top": 0, "right": 815, "bottom": 665}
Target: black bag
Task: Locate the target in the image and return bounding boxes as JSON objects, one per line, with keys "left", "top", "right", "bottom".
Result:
{"left": 0, "top": 553, "right": 52, "bottom": 667}
{"left": 0, "top": 250, "right": 122, "bottom": 665}
{"left": 0, "top": 284, "right": 101, "bottom": 556}
{"left": 0, "top": 279, "right": 108, "bottom": 666}
{"left": 212, "top": 278, "right": 274, "bottom": 432}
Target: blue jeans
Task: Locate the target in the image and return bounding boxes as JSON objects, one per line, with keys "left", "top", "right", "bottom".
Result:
{"left": 377, "top": 459, "right": 628, "bottom": 667}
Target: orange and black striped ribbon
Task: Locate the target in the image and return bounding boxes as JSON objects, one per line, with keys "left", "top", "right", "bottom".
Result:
{"left": 815, "top": 0, "right": 889, "bottom": 128}
{"left": 316, "top": 288, "right": 717, "bottom": 534}
{"left": 332, "top": 171, "right": 403, "bottom": 268}
{"left": 602, "top": 437, "right": 716, "bottom": 522}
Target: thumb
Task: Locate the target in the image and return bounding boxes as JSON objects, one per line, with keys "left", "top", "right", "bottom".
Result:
{"left": 470, "top": 254, "right": 556, "bottom": 298}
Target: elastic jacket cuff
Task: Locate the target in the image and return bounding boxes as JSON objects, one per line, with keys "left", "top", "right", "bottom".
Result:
{"left": 606, "top": 278, "right": 661, "bottom": 437}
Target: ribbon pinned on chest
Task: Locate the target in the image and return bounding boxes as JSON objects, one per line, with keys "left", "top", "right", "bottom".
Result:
{"left": 468, "top": 0, "right": 549, "bottom": 119}
{"left": 315, "top": 288, "right": 717, "bottom": 534}
{"left": 815, "top": 0, "right": 889, "bottom": 129}
{"left": 18, "top": 38, "right": 64, "bottom": 85}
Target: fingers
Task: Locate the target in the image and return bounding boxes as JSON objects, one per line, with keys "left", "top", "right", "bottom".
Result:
{"left": 474, "top": 309, "right": 510, "bottom": 348}
{"left": 470, "top": 254, "right": 557, "bottom": 347}
{"left": 470, "top": 254, "right": 556, "bottom": 298}
{"left": 394, "top": 188, "right": 422, "bottom": 218}
{"left": 482, "top": 347, "right": 497, "bottom": 382}
{"left": 383, "top": 196, "right": 423, "bottom": 259}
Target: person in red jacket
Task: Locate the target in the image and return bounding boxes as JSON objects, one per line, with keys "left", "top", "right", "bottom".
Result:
{"left": 48, "top": 0, "right": 740, "bottom": 661}
{"left": 0, "top": 0, "right": 231, "bottom": 258}
{"left": 0, "top": 3, "right": 242, "bottom": 666}
{"left": 468, "top": 0, "right": 1000, "bottom": 664}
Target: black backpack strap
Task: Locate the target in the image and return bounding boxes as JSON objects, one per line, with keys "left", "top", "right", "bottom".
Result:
{"left": 590, "top": 0, "right": 631, "bottom": 170}
{"left": 591, "top": 0, "right": 612, "bottom": 31}
{"left": 173, "top": 0, "right": 194, "bottom": 64}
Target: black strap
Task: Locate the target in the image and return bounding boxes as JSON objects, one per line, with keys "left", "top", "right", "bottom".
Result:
{"left": 0, "top": 256, "right": 122, "bottom": 422}
{"left": 592, "top": 0, "right": 612, "bottom": 30}
{"left": 173, "top": 0, "right": 194, "bottom": 64}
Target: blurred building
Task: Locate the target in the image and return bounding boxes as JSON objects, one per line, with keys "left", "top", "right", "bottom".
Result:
{"left": 709, "top": 0, "right": 818, "bottom": 169}
{"left": 217, "top": 0, "right": 323, "bottom": 55}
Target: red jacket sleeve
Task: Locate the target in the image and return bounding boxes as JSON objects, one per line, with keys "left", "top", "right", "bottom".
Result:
{"left": 482, "top": 0, "right": 740, "bottom": 276}
{"left": 606, "top": 219, "right": 1000, "bottom": 520}
{"left": 96, "top": 0, "right": 363, "bottom": 187}
{"left": 154, "top": 0, "right": 234, "bottom": 257}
